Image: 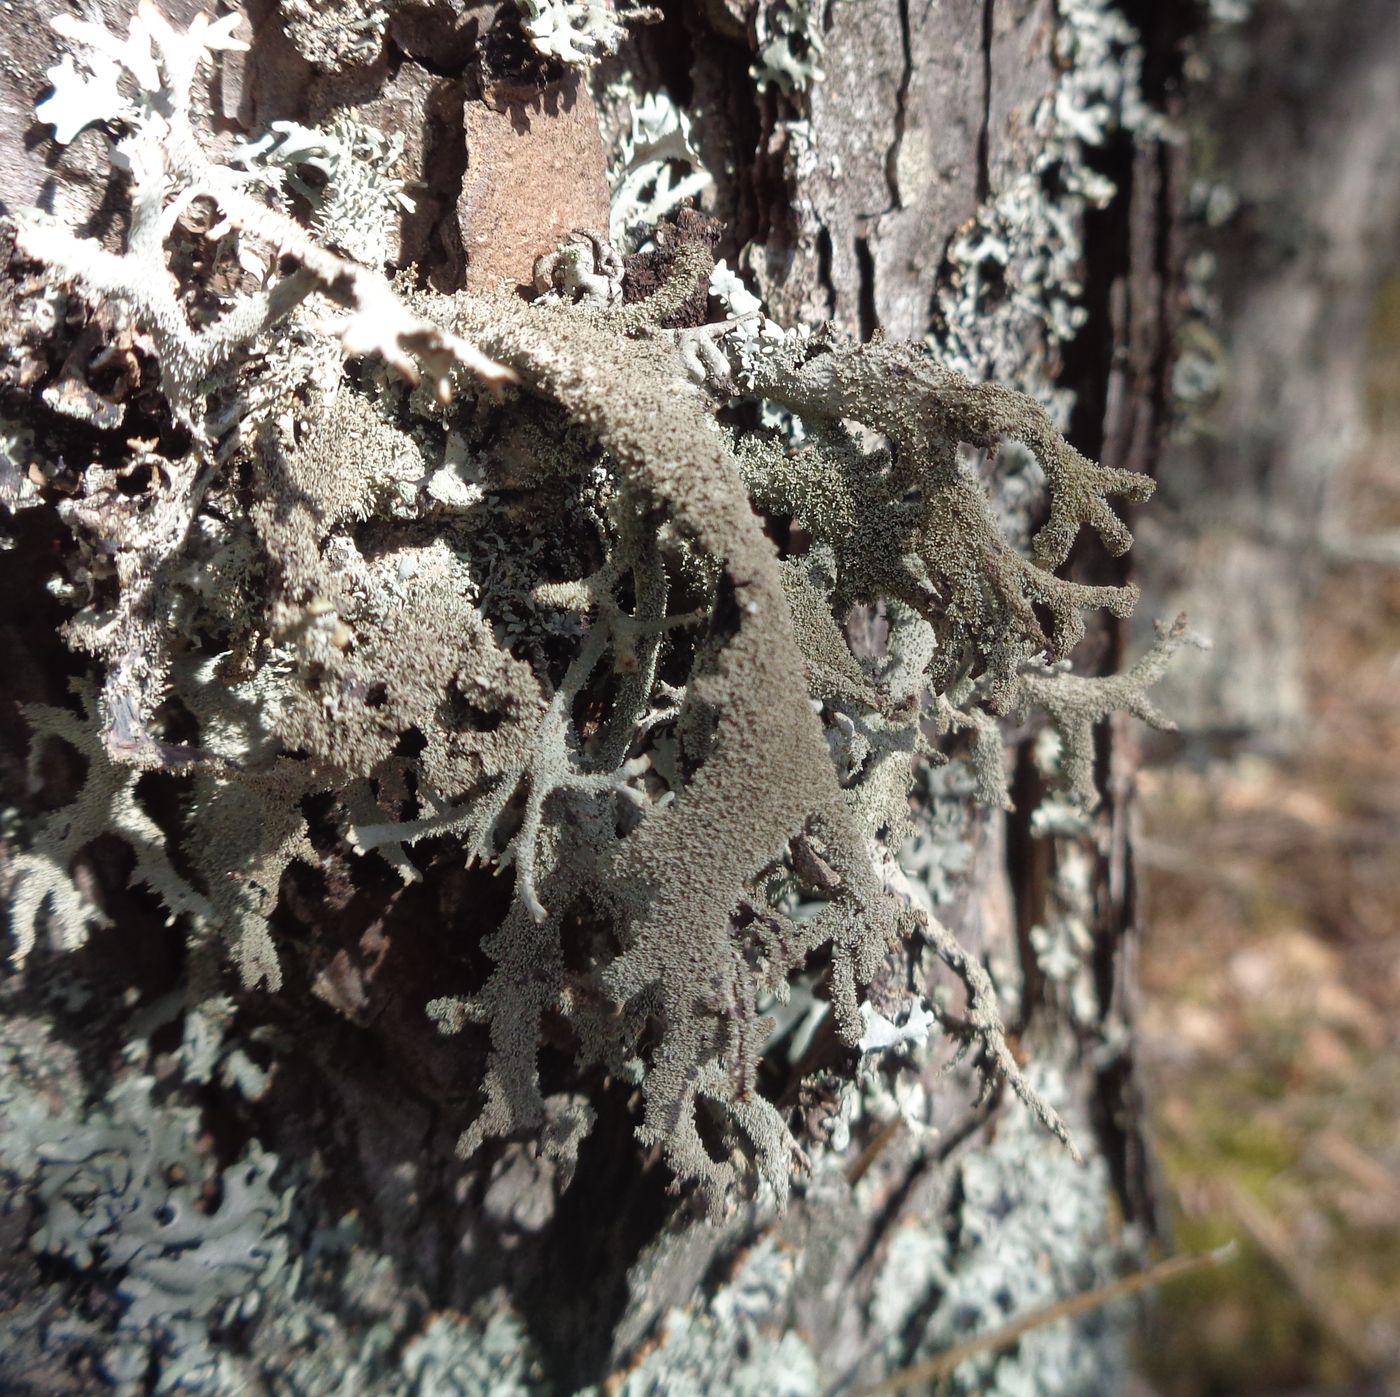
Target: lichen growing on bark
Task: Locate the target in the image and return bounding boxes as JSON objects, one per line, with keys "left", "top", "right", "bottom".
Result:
{"left": 3, "top": 6, "right": 1183, "bottom": 1224}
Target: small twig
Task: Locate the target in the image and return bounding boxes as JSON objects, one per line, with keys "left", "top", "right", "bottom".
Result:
{"left": 852, "top": 1243, "right": 1239, "bottom": 1396}
{"left": 1315, "top": 1131, "right": 1400, "bottom": 1211}
{"left": 1322, "top": 528, "right": 1400, "bottom": 569}
{"left": 846, "top": 1115, "right": 906, "bottom": 1186}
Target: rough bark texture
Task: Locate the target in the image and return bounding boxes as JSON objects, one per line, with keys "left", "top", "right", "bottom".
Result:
{"left": 0, "top": 2, "right": 1204, "bottom": 1394}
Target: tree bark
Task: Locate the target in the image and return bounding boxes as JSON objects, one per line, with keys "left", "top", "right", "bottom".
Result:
{"left": 1135, "top": 0, "right": 1400, "bottom": 741}
{"left": 0, "top": 2, "right": 1198, "bottom": 1394}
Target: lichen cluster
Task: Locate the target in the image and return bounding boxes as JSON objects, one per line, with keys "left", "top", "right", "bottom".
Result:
{"left": 933, "top": 0, "right": 1165, "bottom": 412}
{"left": 4, "top": 6, "right": 1181, "bottom": 1233}
{"left": 867, "top": 1067, "right": 1136, "bottom": 1397}
{"left": 515, "top": 0, "right": 660, "bottom": 67}
{"left": 750, "top": 0, "right": 827, "bottom": 93}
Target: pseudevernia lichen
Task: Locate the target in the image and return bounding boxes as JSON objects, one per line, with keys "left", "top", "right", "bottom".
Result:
{"left": 4, "top": 5, "right": 1188, "bottom": 1221}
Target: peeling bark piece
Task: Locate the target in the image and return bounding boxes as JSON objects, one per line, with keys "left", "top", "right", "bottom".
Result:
{"left": 459, "top": 72, "right": 611, "bottom": 291}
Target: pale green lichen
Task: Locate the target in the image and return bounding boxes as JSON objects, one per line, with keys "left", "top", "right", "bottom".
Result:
{"left": 234, "top": 116, "right": 416, "bottom": 268}
{"left": 516, "top": 0, "right": 660, "bottom": 67}
{"left": 5, "top": 1070, "right": 291, "bottom": 1394}
{"left": 9, "top": 683, "right": 212, "bottom": 964}
{"left": 277, "top": 0, "right": 390, "bottom": 71}
{"left": 932, "top": 0, "right": 1164, "bottom": 419}
{"left": 606, "top": 88, "right": 714, "bottom": 248}
{"left": 751, "top": 0, "right": 827, "bottom": 93}
{"left": 870, "top": 1066, "right": 1139, "bottom": 1396}
{"left": 401, "top": 1309, "right": 552, "bottom": 1395}
{"left": 610, "top": 1238, "right": 821, "bottom": 1396}
{"left": 0, "top": 1015, "right": 458, "bottom": 1395}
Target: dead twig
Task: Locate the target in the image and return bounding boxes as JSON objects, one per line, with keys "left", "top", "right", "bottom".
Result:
{"left": 1222, "top": 1180, "right": 1398, "bottom": 1395}
{"left": 851, "top": 1243, "right": 1239, "bottom": 1397}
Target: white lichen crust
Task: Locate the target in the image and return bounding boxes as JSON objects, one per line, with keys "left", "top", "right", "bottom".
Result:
{"left": 516, "top": 0, "right": 661, "bottom": 67}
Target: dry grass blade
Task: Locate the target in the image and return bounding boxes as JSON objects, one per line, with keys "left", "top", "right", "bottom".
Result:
{"left": 851, "top": 1244, "right": 1239, "bottom": 1397}
{"left": 1223, "top": 1181, "right": 1399, "bottom": 1396}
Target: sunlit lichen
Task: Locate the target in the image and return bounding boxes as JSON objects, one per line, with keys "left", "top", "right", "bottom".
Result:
{"left": 4, "top": 8, "right": 1185, "bottom": 1223}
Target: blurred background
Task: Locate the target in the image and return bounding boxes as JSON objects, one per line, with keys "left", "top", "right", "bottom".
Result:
{"left": 1130, "top": 4, "right": 1400, "bottom": 1390}
{"left": 1135, "top": 280, "right": 1400, "bottom": 1397}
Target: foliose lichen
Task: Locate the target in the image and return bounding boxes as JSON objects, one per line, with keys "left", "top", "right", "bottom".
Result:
{"left": 602, "top": 86, "right": 714, "bottom": 249}
{"left": 750, "top": 0, "right": 827, "bottom": 94}
{"left": 516, "top": 0, "right": 660, "bottom": 67}
{"left": 608, "top": 1238, "right": 821, "bottom": 1396}
{"left": 1, "top": 1065, "right": 290, "bottom": 1394}
{"left": 932, "top": 0, "right": 1166, "bottom": 417}
{"left": 869, "top": 1067, "right": 1141, "bottom": 1396}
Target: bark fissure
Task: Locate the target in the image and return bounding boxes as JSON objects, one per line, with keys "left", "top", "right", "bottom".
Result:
{"left": 856, "top": 231, "right": 879, "bottom": 339}
{"left": 884, "top": 0, "right": 916, "bottom": 214}
{"left": 976, "top": 0, "right": 994, "bottom": 203}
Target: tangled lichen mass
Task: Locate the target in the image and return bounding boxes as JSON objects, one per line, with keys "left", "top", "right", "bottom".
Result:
{"left": 6, "top": 6, "right": 1184, "bottom": 1218}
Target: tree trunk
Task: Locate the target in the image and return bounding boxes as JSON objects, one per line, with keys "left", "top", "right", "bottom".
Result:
{"left": 0, "top": 2, "right": 1196, "bottom": 1394}
{"left": 1134, "top": 0, "right": 1400, "bottom": 742}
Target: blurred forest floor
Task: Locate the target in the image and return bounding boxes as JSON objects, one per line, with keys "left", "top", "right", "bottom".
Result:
{"left": 1135, "top": 277, "right": 1400, "bottom": 1395}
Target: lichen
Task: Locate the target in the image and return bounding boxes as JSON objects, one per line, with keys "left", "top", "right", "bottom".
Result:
{"left": 604, "top": 87, "right": 714, "bottom": 249}
{"left": 516, "top": 0, "right": 660, "bottom": 67}
{"left": 750, "top": 0, "right": 827, "bottom": 94}
{"left": 5, "top": 1070, "right": 291, "bottom": 1394}
{"left": 277, "top": 0, "right": 390, "bottom": 71}
{"left": 9, "top": 683, "right": 212, "bottom": 965}
{"left": 3, "top": 7, "right": 1186, "bottom": 1222}
{"left": 609, "top": 1238, "right": 821, "bottom": 1396}
{"left": 234, "top": 116, "right": 416, "bottom": 269}
{"left": 401, "top": 1308, "right": 552, "bottom": 1395}
{"left": 931, "top": 0, "right": 1164, "bottom": 414}
{"left": 870, "top": 1067, "right": 1140, "bottom": 1396}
